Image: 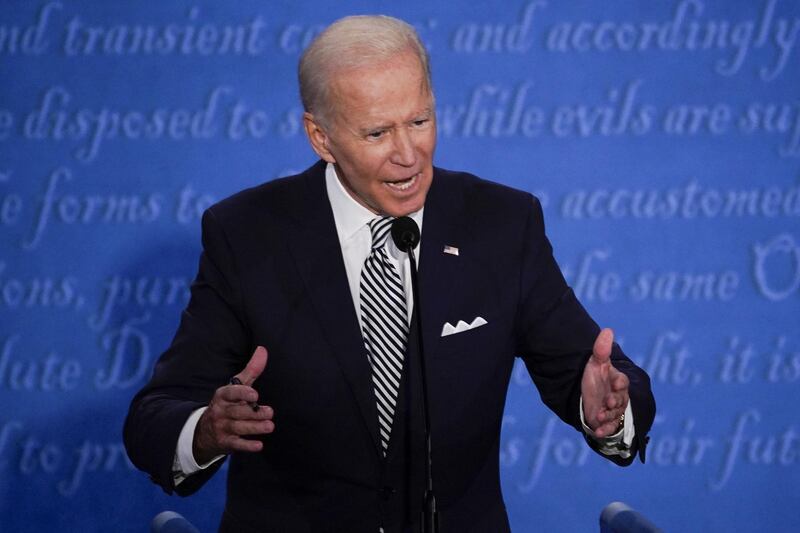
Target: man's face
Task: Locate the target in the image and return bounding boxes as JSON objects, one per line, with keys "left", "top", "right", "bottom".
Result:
{"left": 305, "top": 49, "right": 437, "bottom": 217}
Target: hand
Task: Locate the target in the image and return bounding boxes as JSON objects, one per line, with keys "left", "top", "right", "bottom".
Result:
{"left": 581, "top": 328, "right": 629, "bottom": 438}
{"left": 193, "top": 346, "right": 275, "bottom": 464}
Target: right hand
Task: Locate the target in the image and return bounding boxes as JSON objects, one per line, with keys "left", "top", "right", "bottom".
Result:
{"left": 193, "top": 346, "right": 274, "bottom": 464}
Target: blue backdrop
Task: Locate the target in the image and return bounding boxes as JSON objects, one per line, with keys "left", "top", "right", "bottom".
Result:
{"left": 1, "top": 1, "right": 799, "bottom": 531}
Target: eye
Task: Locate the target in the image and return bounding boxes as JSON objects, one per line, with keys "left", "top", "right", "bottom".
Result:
{"left": 367, "top": 130, "right": 386, "bottom": 139}
{"left": 412, "top": 118, "right": 429, "bottom": 127}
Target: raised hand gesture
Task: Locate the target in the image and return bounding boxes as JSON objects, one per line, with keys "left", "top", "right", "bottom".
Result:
{"left": 193, "top": 346, "right": 275, "bottom": 464}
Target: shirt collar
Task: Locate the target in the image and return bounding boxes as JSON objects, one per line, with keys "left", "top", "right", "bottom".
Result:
{"left": 325, "top": 163, "right": 375, "bottom": 242}
{"left": 325, "top": 163, "right": 424, "bottom": 251}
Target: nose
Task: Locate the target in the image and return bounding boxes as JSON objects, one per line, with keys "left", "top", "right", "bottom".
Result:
{"left": 390, "top": 128, "right": 417, "bottom": 167}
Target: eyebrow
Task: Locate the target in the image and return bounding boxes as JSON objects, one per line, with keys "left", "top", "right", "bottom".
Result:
{"left": 357, "top": 108, "right": 434, "bottom": 134}
{"left": 412, "top": 108, "right": 434, "bottom": 120}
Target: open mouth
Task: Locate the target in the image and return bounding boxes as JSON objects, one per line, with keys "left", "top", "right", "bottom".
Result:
{"left": 385, "top": 173, "right": 419, "bottom": 192}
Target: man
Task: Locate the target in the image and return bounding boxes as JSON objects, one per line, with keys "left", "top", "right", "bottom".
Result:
{"left": 124, "top": 15, "right": 655, "bottom": 533}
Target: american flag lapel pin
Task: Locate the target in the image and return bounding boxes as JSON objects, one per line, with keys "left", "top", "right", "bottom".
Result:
{"left": 443, "top": 245, "right": 459, "bottom": 256}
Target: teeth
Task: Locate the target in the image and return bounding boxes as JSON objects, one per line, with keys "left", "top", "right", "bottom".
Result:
{"left": 386, "top": 173, "right": 418, "bottom": 191}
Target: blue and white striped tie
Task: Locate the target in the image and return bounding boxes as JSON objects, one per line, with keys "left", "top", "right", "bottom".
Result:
{"left": 360, "top": 216, "right": 408, "bottom": 455}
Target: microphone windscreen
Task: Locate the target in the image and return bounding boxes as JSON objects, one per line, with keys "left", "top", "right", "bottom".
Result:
{"left": 391, "top": 216, "right": 420, "bottom": 252}
{"left": 151, "top": 511, "right": 201, "bottom": 533}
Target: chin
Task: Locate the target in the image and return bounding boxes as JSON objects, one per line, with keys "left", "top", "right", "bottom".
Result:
{"left": 383, "top": 198, "right": 424, "bottom": 217}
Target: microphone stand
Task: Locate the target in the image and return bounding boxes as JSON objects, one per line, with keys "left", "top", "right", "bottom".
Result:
{"left": 404, "top": 241, "right": 438, "bottom": 533}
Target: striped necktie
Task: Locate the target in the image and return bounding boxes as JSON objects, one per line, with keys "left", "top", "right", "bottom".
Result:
{"left": 360, "top": 216, "right": 409, "bottom": 455}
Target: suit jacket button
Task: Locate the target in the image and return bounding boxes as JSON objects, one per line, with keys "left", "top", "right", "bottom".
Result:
{"left": 380, "top": 486, "right": 395, "bottom": 501}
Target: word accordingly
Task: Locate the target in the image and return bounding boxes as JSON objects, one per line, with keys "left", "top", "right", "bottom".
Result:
{"left": 546, "top": 0, "right": 799, "bottom": 81}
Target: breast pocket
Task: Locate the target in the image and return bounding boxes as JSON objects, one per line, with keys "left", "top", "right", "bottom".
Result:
{"left": 438, "top": 316, "right": 492, "bottom": 355}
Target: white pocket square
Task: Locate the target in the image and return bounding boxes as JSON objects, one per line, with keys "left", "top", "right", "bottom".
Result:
{"left": 441, "top": 316, "right": 488, "bottom": 337}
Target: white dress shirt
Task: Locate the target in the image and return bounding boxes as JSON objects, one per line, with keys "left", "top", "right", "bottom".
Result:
{"left": 323, "top": 162, "right": 423, "bottom": 328}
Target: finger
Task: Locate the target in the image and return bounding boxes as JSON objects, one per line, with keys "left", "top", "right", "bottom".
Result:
{"left": 596, "top": 406, "right": 625, "bottom": 424}
{"left": 219, "top": 384, "right": 260, "bottom": 405}
{"left": 223, "top": 436, "right": 265, "bottom": 454}
{"left": 593, "top": 410, "right": 625, "bottom": 436}
{"left": 591, "top": 328, "right": 614, "bottom": 364}
{"left": 229, "top": 419, "right": 275, "bottom": 436}
{"left": 227, "top": 403, "right": 274, "bottom": 421}
{"left": 610, "top": 372, "right": 629, "bottom": 392}
{"left": 236, "top": 345, "right": 268, "bottom": 386}
{"left": 594, "top": 419, "right": 623, "bottom": 438}
{"left": 603, "top": 391, "right": 628, "bottom": 410}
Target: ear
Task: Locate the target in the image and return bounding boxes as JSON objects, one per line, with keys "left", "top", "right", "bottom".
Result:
{"left": 303, "top": 112, "right": 336, "bottom": 164}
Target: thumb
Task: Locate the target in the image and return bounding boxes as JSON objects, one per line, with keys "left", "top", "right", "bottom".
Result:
{"left": 592, "top": 328, "right": 614, "bottom": 364}
{"left": 236, "top": 346, "right": 268, "bottom": 386}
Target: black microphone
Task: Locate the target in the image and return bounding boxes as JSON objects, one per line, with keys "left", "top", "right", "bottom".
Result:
{"left": 390, "top": 216, "right": 437, "bottom": 533}
{"left": 391, "top": 216, "right": 420, "bottom": 252}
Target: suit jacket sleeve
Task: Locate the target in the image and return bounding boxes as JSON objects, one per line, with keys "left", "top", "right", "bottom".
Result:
{"left": 513, "top": 196, "right": 655, "bottom": 465}
{"left": 123, "top": 207, "right": 253, "bottom": 495}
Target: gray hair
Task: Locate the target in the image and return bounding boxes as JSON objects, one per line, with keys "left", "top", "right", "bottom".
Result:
{"left": 298, "top": 15, "right": 432, "bottom": 127}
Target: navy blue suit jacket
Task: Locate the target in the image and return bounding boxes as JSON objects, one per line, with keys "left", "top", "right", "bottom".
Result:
{"left": 124, "top": 161, "right": 655, "bottom": 532}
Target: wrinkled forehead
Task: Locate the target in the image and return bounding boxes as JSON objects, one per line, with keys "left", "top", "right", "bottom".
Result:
{"left": 333, "top": 46, "right": 428, "bottom": 85}
{"left": 327, "top": 50, "right": 432, "bottom": 105}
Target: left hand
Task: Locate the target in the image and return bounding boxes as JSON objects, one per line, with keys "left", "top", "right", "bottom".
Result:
{"left": 581, "top": 328, "right": 629, "bottom": 438}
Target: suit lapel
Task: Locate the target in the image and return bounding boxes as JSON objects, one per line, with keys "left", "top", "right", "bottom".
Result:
{"left": 385, "top": 168, "right": 469, "bottom": 462}
{"left": 417, "top": 169, "right": 469, "bottom": 357}
{"left": 282, "top": 163, "right": 381, "bottom": 455}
